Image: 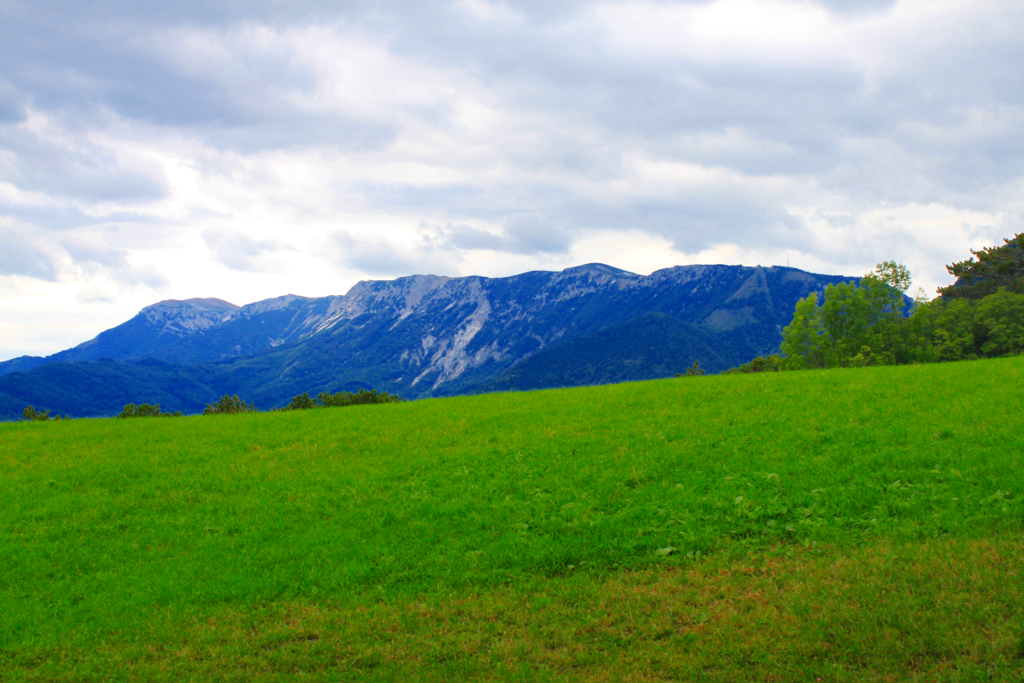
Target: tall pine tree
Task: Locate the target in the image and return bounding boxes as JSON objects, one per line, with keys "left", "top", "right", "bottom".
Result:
{"left": 938, "top": 233, "right": 1024, "bottom": 300}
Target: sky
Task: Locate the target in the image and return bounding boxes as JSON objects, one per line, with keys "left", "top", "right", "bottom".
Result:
{"left": 1, "top": 0, "right": 1022, "bottom": 360}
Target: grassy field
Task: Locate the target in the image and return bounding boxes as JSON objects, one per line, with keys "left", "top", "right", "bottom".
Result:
{"left": 2, "top": 357, "right": 1023, "bottom": 681}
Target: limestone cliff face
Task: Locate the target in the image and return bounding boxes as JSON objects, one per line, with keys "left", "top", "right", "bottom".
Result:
{"left": 266, "top": 263, "right": 850, "bottom": 396}
{"left": 305, "top": 265, "right": 646, "bottom": 391}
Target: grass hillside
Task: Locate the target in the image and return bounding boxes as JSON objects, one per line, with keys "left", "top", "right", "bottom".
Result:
{"left": 2, "top": 357, "right": 1023, "bottom": 681}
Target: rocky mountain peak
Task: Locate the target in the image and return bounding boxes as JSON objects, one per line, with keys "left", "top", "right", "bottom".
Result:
{"left": 142, "top": 297, "right": 239, "bottom": 313}
{"left": 236, "top": 294, "right": 313, "bottom": 317}
{"left": 139, "top": 297, "right": 240, "bottom": 334}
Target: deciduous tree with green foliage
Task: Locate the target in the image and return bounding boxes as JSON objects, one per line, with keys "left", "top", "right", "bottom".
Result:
{"left": 874, "top": 260, "right": 912, "bottom": 293}
{"left": 779, "top": 261, "right": 914, "bottom": 369}
{"left": 770, "top": 241, "right": 1024, "bottom": 372}
{"left": 779, "top": 292, "right": 828, "bottom": 369}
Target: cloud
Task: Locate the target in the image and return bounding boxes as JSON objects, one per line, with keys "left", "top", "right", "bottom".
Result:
{"left": 1, "top": 0, "right": 1024, "bottom": 357}
{"left": 322, "top": 229, "right": 463, "bottom": 278}
{"left": 0, "top": 111, "right": 169, "bottom": 206}
{"left": 816, "top": 0, "right": 897, "bottom": 13}
{"left": 76, "top": 285, "right": 118, "bottom": 305}
{"left": 4, "top": 1, "right": 1019, "bottom": 219}
{"left": 497, "top": 215, "right": 573, "bottom": 255}
{"left": 203, "top": 229, "right": 294, "bottom": 273}
{"left": 0, "top": 83, "right": 25, "bottom": 125}
{"left": 61, "top": 236, "right": 170, "bottom": 290}
{"left": 440, "top": 217, "right": 572, "bottom": 256}
{"left": 445, "top": 224, "right": 506, "bottom": 251}
{"left": 0, "top": 224, "right": 60, "bottom": 280}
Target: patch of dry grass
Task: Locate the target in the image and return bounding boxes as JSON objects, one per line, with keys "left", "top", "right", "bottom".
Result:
{"left": 10, "top": 536, "right": 1023, "bottom": 682}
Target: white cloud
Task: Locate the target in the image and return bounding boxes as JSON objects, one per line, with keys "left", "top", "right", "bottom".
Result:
{"left": 595, "top": 0, "right": 846, "bottom": 66}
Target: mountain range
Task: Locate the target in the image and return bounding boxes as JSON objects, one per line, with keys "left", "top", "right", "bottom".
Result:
{"left": 0, "top": 263, "right": 858, "bottom": 419}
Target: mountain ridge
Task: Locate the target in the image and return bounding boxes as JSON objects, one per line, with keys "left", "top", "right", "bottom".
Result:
{"left": 0, "top": 263, "right": 859, "bottom": 418}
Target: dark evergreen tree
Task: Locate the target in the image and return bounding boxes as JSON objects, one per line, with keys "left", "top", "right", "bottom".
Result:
{"left": 203, "top": 395, "right": 258, "bottom": 415}
{"left": 939, "top": 233, "right": 1024, "bottom": 300}
{"left": 117, "top": 403, "right": 183, "bottom": 418}
{"left": 22, "top": 405, "right": 52, "bottom": 421}
{"left": 676, "top": 360, "right": 705, "bottom": 377}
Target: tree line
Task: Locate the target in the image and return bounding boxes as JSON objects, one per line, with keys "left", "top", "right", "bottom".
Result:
{"left": 726, "top": 234, "right": 1024, "bottom": 374}
{"left": 21, "top": 388, "right": 405, "bottom": 421}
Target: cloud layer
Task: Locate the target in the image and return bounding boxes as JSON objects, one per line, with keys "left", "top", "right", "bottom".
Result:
{"left": 1, "top": 0, "right": 1022, "bottom": 356}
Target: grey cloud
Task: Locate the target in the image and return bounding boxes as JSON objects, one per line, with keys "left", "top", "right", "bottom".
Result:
{"left": 203, "top": 229, "right": 293, "bottom": 273}
{"left": 1, "top": 2, "right": 396, "bottom": 155}
{"left": 2, "top": 0, "right": 362, "bottom": 30}
{"left": 0, "top": 83, "right": 25, "bottom": 125}
{"left": 0, "top": 0, "right": 1021, "bottom": 280}
{"left": 204, "top": 116, "right": 398, "bottom": 156}
{"left": 442, "top": 217, "right": 571, "bottom": 255}
{"left": 0, "top": 120, "right": 168, "bottom": 203}
{"left": 358, "top": 183, "right": 485, "bottom": 214}
{"left": 508, "top": 0, "right": 899, "bottom": 13}
{"left": 499, "top": 215, "right": 573, "bottom": 255}
{"left": 814, "top": 0, "right": 897, "bottom": 14}
{"left": 323, "top": 230, "right": 462, "bottom": 278}
{"left": 468, "top": 0, "right": 592, "bottom": 23}
{"left": 561, "top": 190, "right": 807, "bottom": 255}
{"left": 393, "top": 2, "right": 1023, "bottom": 204}
{"left": 0, "top": 227, "right": 60, "bottom": 280}
{"left": 328, "top": 232, "right": 414, "bottom": 276}
{"left": 61, "top": 240, "right": 129, "bottom": 268}
{"left": 445, "top": 224, "right": 506, "bottom": 251}
{"left": 76, "top": 286, "right": 119, "bottom": 304}
{"left": 2, "top": 0, "right": 1012, "bottom": 195}
{"left": 61, "top": 238, "right": 170, "bottom": 289}
{"left": 2, "top": 204, "right": 165, "bottom": 233}
{"left": 505, "top": 134, "right": 625, "bottom": 181}
{"left": 124, "top": 264, "right": 168, "bottom": 290}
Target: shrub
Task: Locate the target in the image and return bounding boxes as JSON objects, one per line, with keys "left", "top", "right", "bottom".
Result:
{"left": 116, "top": 403, "right": 183, "bottom": 418}
{"left": 723, "top": 355, "right": 783, "bottom": 374}
{"left": 282, "top": 388, "right": 406, "bottom": 411}
{"left": 676, "top": 360, "right": 705, "bottom": 377}
{"left": 320, "top": 388, "right": 405, "bottom": 407}
{"left": 283, "top": 392, "right": 318, "bottom": 411}
{"left": 203, "top": 395, "right": 258, "bottom": 415}
{"left": 22, "top": 406, "right": 65, "bottom": 421}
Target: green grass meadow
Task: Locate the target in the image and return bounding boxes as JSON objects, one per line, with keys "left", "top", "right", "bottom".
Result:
{"left": 2, "top": 357, "right": 1023, "bottom": 680}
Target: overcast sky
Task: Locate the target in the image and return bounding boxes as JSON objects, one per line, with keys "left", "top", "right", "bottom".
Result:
{"left": 1, "top": 0, "right": 1021, "bottom": 359}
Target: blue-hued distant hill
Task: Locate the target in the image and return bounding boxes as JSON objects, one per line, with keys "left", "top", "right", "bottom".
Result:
{"left": 0, "top": 263, "right": 858, "bottom": 419}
